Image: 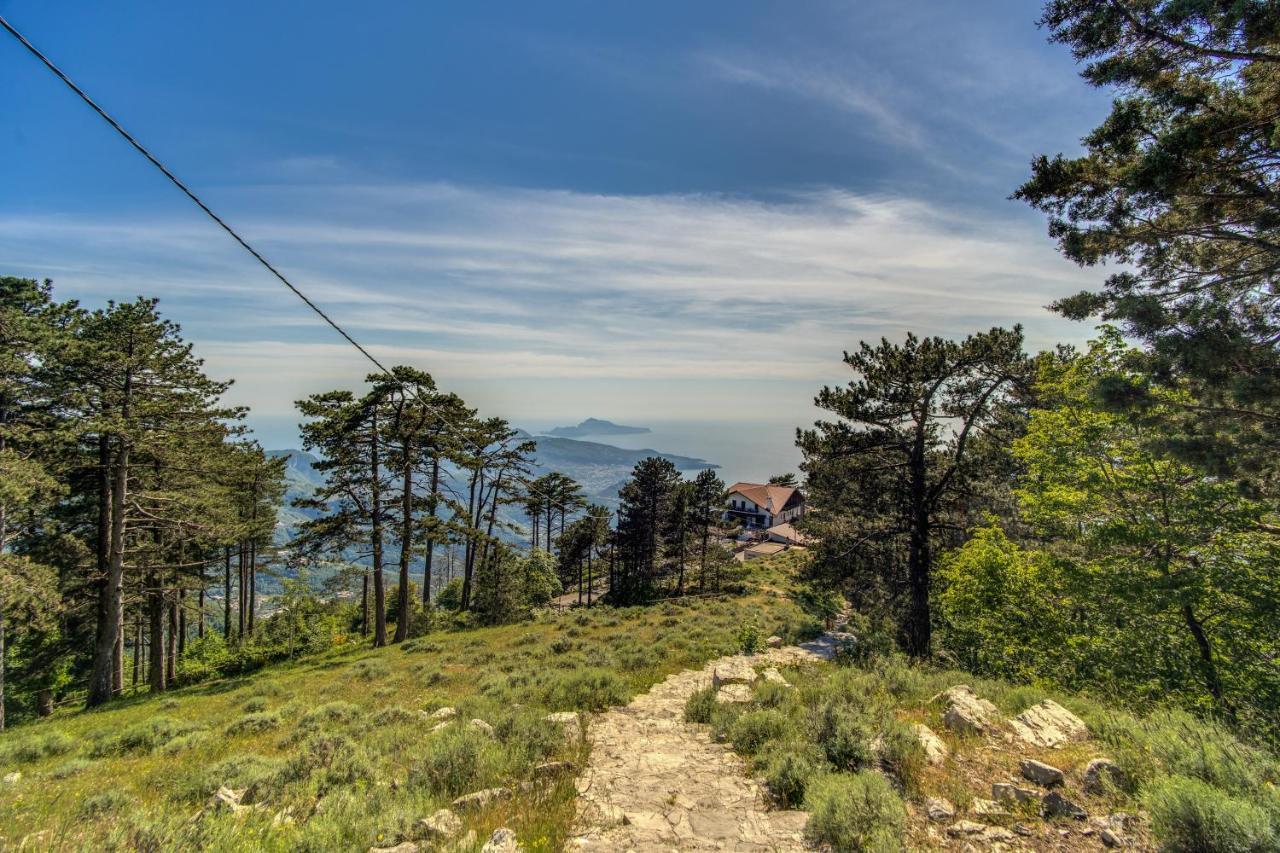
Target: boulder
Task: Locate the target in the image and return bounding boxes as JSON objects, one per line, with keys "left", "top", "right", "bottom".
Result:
{"left": 428, "top": 706, "right": 457, "bottom": 722}
{"left": 544, "top": 711, "right": 582, "bottom": 745}
{"left": 1009, "top": 700, "right": 1088, "bottom": 748}
{"left": 468, "top": 718, "right": 495, "bottom": 737}
{"left": 715, "top": 683, "right": 754, "bottom": 704}
{"left": 1042, "top": 791, "right": 1088, "bottom": 820}
{"left": 925, "top": 797, "right": 956, "bottom": 822}
{"left": 481, "top": 827, "right": 521, "bottom": 853}
{"left": 761, "top": 667, "right": 790, "bottom": 686}
{"left": 533, "top": 760, "right": 575, "bottom": 780}
{"left": 945, "top": 820, "right": 988, "bottom": 837}
{"left": 934, "top": 685, "right": 998, "bottom": 735}
{"left": 2, "top": 771, "right": 20, "bottom": 784}
{"left": 1083, "top": 758, "right": 1126, "bottom": 795}
{"left": 1020, "top": 758, "right": 1065, "bottom": 787}
{"left": 208, "top": 786, "right": 247, "bottom": 814}
{"left": 765, "top": 635, "right": 783, "bottom": 649}
{"left": 417, "top": 808, "right": 461, "bottom": 840}
{"left": 992, "top": 782, "right": 1039, "bottom": 805}
{"left": 451, "top": 787, "right": 512, "bottom": 813}
{"left": 712, "top": 658, "right": 758, "bottom": 687}
{"left": 970, "top": 798, "right": 1008, "bottom": 818}
{"left": 914, "top": 723, "right": 948, "bottom": 766}
{"left": 431, "top": 721, "right": 452, "bottom": 734}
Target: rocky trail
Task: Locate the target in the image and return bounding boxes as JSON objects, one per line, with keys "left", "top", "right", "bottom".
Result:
{"left": 568, "top": 634, "right": 840, "bottom": 852}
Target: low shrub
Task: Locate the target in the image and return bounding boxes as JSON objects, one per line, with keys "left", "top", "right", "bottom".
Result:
{"left": 298, "top": 701, "right": 364, "bottom": 733}
{"left": 79, "top": 790, "right": 131, "bottom": 819}
{"left": 543, "top": 668, "right": 628, "bottom": 712}
{"left": 684, "top": 686, "right": 718, "bottom": 724}
{"left": 282, "top": 733, "right": 374, "bottom": 793}
{"left": 0, "top": 730, "right": 74, "bottom": 764}
{"left": 817, "top": 703, "right": 877, "bottom": 772}
{"left": 159, "top": 730, "right": 210, "bottom": 755}
{"left": 1145, "top": 775, "right": 1278, "bottom": 852}
{"left": 45, "top": 758, "right": 92, "bottom": 779}
{"left": 92, "top": 716, "right": 200, "bottom": 756}
{"left": 176, "top": 753, "right": 284, "bottom": 803}
{"left": 409, "top": 727, "right": 506, "bottom": 797}
{"left": 878, "top": 721, "right": 926, "bottom": 796}
{"left": 804, "top": 771, "right": 906, "bottom": 852}
{"left": 241, "top": 696, "right": 268, "bottom": 713}
{"left": 226, "top": 711, "right": 282, "bottom": 736}
{"left": 736, "top": 622, "right": 763, "bottom": 655}
{"left": 758, "top": 742, "right": 826, "bottom": 808}
{"left": 350, "top": 659, "right": 389, "bottom": 681}
{"left": 728, "top": 709, "right": 794, "bottom": 754}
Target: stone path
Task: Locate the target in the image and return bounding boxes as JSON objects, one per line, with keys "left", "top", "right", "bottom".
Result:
{"left": 569, "top": 635, "right": 838, "bottom": 852}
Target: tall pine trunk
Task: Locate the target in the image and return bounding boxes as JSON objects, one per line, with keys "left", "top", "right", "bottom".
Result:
{"left": 147, "top": 571, "right": 165, "bottom": 693}
{"left": 422, "top": 455, "right": 440, "bottom": 605}
{"left": 394, "top": 448, "right": 413, "bottom": 642}
{"left": 87, "top": 366, "right": 132, "bottom": 707}
{"left": 370, "top": 407, "right": 387, "bottom": 647}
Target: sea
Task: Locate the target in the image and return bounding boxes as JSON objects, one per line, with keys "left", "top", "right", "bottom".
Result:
{"left": 518, "top": 418, "right": 806, "bottom": 485}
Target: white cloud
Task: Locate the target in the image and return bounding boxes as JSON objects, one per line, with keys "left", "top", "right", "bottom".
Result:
{"left": 0, "top": 183, "right": 1096, "bottom": 420}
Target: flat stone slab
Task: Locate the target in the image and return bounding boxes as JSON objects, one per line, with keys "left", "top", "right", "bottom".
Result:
{"left": 1010, "top": 699, "right": 1088, "bottom": 748}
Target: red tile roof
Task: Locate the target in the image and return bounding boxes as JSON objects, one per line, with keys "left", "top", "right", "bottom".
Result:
{"left": 726, "top": 482, "right": 800, "bottom": 514}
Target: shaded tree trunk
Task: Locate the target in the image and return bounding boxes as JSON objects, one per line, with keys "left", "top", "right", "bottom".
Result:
{"left": 370, "top": 407, "right": 387, "bottom": 647}
{"left": 422, "top": 454, "right": 440, "bottom": 605}
{"left": 147, "top": 572, "right": 165, "bottom": 693}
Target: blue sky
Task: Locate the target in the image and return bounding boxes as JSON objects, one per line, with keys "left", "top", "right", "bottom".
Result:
{"left": 0, "top": 1, "right": 1110, "bottom": 446}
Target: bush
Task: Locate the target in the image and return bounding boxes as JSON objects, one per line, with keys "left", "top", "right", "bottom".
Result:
{"left": 298, "top": 701, "right": 364, "bottom": 733}
{"left": 728, "top": 710, "right": 794, "bottom": 754}
{"left": 817, "top": 703, "right": 877, "bottom": 772}
{"left": 176, "top": 753, "right": 284, "bottom": 803}
{"left": 79, "top": 790, "right": 131, "bottom": 819}
{"left": 736, "top": 622, "right": 763, "bottom": 655}
{"left": 804, "top": 771, "right": 906, "bottom": 852}
{"left": 242, "top": 696, "right": 268, "bottom": 713}
{"left": 92, "top": 716, "right": 200, "bottom": 756}
{"left": 410, "top": 728, "right": 506, "bottom": 797}
{"left": 543, "top": 668, "right": 628, "bottom": 712}
{"left": 159, "top": 730, "right": 210, "bottom": 755}
{"left": 282, "top": 733, "right": 374, "bottom": 793}
{"left": 0, "top": 730, "right": 74, "bottom": 764}
{"left": 45, "top": 758, "right": 92, "bottom": 779}
{"left": 1145, "top": 775, "right": 1278, "bottom": 852}
{"left": 758, "top": 742, "right": 826, "bottom": 808}
{"left": 878, "top": 721, "right": 926, "bottom": 796}
{"left": 226, "top": 711, "right": 282, "bottom": 736}
{"left": 684, "top": 686, "right": 718, "bottom": 724}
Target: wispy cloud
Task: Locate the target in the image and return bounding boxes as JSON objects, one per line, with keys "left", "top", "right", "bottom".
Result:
{"left": 0, "top": 182, "right": 1095, "bottom": 420}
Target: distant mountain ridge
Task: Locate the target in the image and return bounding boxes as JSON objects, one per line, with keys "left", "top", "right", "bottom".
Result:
{"left": 546, "top": 417, "right": 651, "bottom": 438}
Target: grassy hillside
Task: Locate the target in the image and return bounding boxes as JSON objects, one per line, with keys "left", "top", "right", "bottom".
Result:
{"left": 2, "top": 553, "right": 1275, "bottom": 852}
{"left": 0, "top": 568, "right": 815, "bottom": 852}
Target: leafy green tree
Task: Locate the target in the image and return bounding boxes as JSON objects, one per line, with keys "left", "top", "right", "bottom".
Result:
{"left": 615, "top": 457, "right": 683, "bottom": 602}
{"left": 1010, "top": 330, "right": 1280, "bottom": 726}
{"left": 799, "top": 327, "right": 1031, "bottom": 657}
{"left": 1018, "top": 1, "right": 1280, "bottom": 483}
{"left": 689, "top": 469, "right": 726, "bottom": 592}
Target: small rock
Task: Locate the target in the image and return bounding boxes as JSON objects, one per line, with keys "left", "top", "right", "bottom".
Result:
{"left": 1012, "top": 823, "right": 1035, "bottom": 836}
{"left": 934, "top": 685, "right": 998, "bottom": 735}
{"left": 982, "top": 826, "right": 1017, "bottom": 842}
{"left": 1020, "top": 757, "right": 1065, "bottom": 787}
{"left": 1083, "top": 757, "right": 1127, "bottom": 794}
{"left": 946, "top": 819, "right": 988, "bottom": 837}
{"left": 428, "top": 706, "right": 457, "bottom": 722}
{"left": 451, "top": 787, "right": 512, "bottom": 813}
{"left": 533, "top": 760, "right": 575, "bottom": 779}
{"left": 369, "top": 844, "right": 419, "bottom": 853}
{"left": 715, "top": 683, "right": 754, "bottom": 704}
{"left": 418, "top": 808, "right": 461, "bottom": 840}
{"left": 761, "top": 667, "right": 790, "bottom": 686}
{"left": 544, "top": 711, "right": 582, "bottom": 744}
{"left": 1009, "top": 700, "right": 1089, "bottom": 748}
{"left": 468, "top": 718, "right": 495, "bottom": 737}
{"left": 970, "top": 798, "right": 1008, "bottom": 818}
{"left": 712, "top": 658, "right": 758, "bottom": 686}
{"left": 1042, "top": 790, "right": 1088, "bottom": 820}
{"left": 2, "top": 771, "right": 20, "bottom": 784}
{"left": 925, "top": 797, "right": 956, "bottom": 822}
{"left": 914, "top": 723, "right": 948, "bottom": 766}
{"left": 481, "top": 827, "right": 521, "bottom": 853}
{"left": 765, "top": 635, "right": 783, "bottom": 648}
{"left": 208, "top": 786, "right": 246, "bottom": 813}
{"left": 992, "top": 782, "right": 1039, "bottom": 804}
{"left": 1100, "top": 827, "right": 1126, "bottom": 848}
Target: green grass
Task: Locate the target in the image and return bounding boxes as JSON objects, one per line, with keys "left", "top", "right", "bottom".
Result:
{"left": 0, "top": 583, "right": 809, "bottom": 852}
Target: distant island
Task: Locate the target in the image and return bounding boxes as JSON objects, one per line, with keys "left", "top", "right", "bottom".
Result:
{"left": 546, "top": 417, "right": 651, "bottom": 438}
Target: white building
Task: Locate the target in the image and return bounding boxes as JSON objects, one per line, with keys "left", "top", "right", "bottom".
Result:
{"left": 722, "top": 482, "right": 805, "bottom": 530}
